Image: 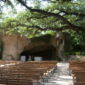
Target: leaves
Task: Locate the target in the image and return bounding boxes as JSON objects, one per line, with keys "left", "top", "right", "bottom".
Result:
{"left": 0, "top": 0, "right": 85, "bottom": 51}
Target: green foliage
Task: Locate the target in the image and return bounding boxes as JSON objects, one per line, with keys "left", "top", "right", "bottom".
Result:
{"left": 31, "top": 34, "right": 52, "bottom": 43}
{"left": 0, "top": 9, "right": 56, "bottom": 37}
{"left": 63, "top": 30, "right": 85, "bottom": 54}
{"left": 0, "top": 0, "right": 85, "bottom": 54}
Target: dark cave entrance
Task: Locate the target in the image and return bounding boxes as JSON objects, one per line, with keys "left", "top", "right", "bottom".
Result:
{"left": 19, "top": 45, "right": 56, "bottom": 61}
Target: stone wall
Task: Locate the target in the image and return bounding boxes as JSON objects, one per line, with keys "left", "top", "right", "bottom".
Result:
{"left": 2, "top": 34, "right": 30, "bottom": 60}
{"left": 0, "top": 33, "right": 65, "bottom": 61}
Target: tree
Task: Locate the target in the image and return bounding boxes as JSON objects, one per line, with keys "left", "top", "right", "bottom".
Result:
{"left": 0, "top": 0, "right": 85, "bottom": 32}
{"left": 16, "top": 0, "right": 85, "bottom": 31}
{"left": 0, "top": 0, "right": 85, "bottom": 61}
{"left": 0, "top": 0, "right": 85, "bottom": 53}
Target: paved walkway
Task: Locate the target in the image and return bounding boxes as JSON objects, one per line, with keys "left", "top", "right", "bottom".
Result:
{"left": 42, "top": 62, "right": 73, "bottom": 85}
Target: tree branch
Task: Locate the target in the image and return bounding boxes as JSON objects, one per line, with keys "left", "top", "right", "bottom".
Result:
{"left": 16, "top": 23, "right": 69, "bottom": 31}
{"left": 17, "top": 0, "right": 85, "bottom": 31}
{"left": 17, "top": 23, "right": 85, "bottom": 32}
{"left": 17, "top": 0, "right": 71, "bottom": 24}
{"left": 27, "top": 15, "right": 49, "bottom": 20}
{"left": 5, "top": 19, "right": 85, "bottom": 32}
{"left": 59, "top": 10, "right": 85, "bottom": 17}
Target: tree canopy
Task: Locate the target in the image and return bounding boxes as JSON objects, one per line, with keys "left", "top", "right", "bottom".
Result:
{"left": 0, "top": 0, "right": 85, "bottom": 32}
{"left": 0, "top": 0, "right": 85, "bottom": 53}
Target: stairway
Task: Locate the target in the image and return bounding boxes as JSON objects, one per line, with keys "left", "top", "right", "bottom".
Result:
{"left": 41, "top": 62, "right": 73, "bottom": 85}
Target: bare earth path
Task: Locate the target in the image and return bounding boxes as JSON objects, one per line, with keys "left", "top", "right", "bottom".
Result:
{"left": 42, "top": 62, "right": 73, "bottom": 85}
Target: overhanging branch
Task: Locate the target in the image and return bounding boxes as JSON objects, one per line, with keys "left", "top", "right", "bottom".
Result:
{"left": 17, "top": 0, "right": 71, "bottom": 25}
{"left": 17, "top": 0, "right": 85, "bottom": 31}
{"left": 17, "top": 24, "right": 69, "bottom": 31}
{"left": 59, "top": 10, "right": 85, "bottom": 17}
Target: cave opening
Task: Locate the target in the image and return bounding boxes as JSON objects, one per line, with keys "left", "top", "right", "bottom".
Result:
{"left": 19, "top": 45, "right": 56, "bottom": 62}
